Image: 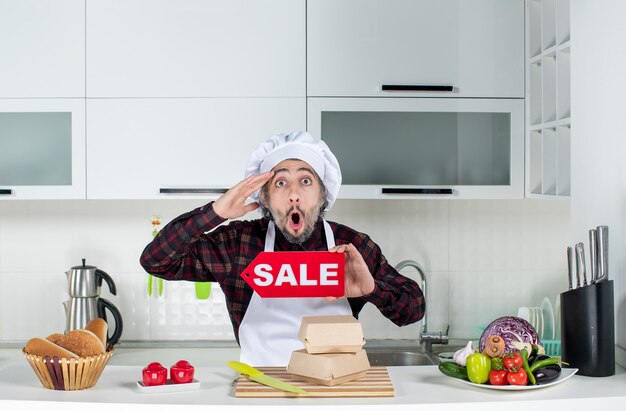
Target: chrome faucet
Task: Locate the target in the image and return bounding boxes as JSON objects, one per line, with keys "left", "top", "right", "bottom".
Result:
{"left": 394, "top": 260, "right": 449, "bottom": 352}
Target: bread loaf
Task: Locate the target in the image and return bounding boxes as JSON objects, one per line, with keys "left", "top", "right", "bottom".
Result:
{"left": 84, "top": 318, "right": 107, "bottom": 348}
{"left": 46, "top": 333, "right": 65, "bottom": 344}
{"left": 56, "top": 329, "right": 105, "bottom": 357}
{"left": 25, "top": 337, "right": 79, "bottom": 359}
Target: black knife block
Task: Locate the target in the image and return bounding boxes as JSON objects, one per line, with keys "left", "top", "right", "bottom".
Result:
{"left": 560, "top": 280, "right": 615, "bottom": 377}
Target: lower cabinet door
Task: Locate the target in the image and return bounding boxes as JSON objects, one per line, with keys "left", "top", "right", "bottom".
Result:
{"left": 86, "top": 98, "right": 305, "bottom": 199}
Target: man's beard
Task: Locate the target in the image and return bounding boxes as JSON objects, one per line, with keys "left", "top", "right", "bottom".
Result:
{"left": 270, "top": 205, "right": 320, "bottom": 245}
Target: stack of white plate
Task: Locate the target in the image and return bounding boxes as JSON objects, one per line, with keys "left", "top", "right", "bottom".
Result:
{"left": 517, "top": 297, "right": 555, "bottom": 340}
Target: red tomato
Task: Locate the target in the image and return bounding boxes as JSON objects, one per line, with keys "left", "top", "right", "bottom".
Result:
{"left": 170, "top": 360, "right": 195, "bottom": 384}
{"left": 507, "top": 368, "right": 528, "bottom": 386}
{"left": 142, "top": 362, "right": 167, "bottom": 386}
{"left": 489, "top": 370, "right": 508, "bottom": 386}
{"left": 502, "top": 352, "right": 524, "bottom": 372}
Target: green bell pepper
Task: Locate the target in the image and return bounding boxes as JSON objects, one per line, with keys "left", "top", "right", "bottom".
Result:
{"left": 466, "top": 353, "right": 491, "bottom": 384}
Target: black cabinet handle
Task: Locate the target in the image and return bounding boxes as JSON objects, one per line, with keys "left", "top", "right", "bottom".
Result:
{"left": 0, "top": 189, "right": 12, "bottom": 195}
{"left": 382, "top": 84, "right": 454, "bottom": 92}
{"left": 159, "top": 188, "right": 228, "bottom": 194}
{"left": 382, "top": 188, "right": 454, "bottom": 195}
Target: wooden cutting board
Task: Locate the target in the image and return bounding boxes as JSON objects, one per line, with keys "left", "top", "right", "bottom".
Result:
{"left": 234, "top": 366, "right": 394, "bottom": 398}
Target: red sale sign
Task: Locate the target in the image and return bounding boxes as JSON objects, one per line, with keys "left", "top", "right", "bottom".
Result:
{"left": 240, "top": 251, "right": 345, "bottom": 298}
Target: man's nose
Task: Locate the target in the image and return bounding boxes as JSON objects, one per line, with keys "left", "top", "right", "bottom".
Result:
{"left": 288, "top": 187, "right": 301, "bottom": 203}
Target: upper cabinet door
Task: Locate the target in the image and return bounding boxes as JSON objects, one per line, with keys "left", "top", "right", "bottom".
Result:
{"left": 308, "top": 97, "right": 524, "bottom": 199}
{"left": 86, "top": 98, "right": 305, "bottom": 199}
{"left": 307, "top": 0, "right": 524, "bottom": 98}
{"left": 0, "top": 0, "right": 85, "bottom": 98}
{"left": 86, "top": 0, "right": 305, "bottom": 98}
{"left": 0, "top": 99, "right": 86, "bottom": 199}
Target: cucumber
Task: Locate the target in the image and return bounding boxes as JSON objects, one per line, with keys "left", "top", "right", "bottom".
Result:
{"left": 438, "top": 362, "right": 469, "bottom": 380}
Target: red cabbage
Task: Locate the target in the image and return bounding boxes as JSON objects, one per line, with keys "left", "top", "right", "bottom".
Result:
{"left": 479, "top": 316, "right": 541, "bottom": 354}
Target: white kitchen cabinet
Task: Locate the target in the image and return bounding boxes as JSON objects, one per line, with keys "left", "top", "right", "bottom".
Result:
{"left": 526, "top": 0, "right": 571, "bottom": 198}
{"left": 0, "top": 99, "right": 86, "bottom": 199}
{"left": 86, "top": 98, "right": 305, "bottom": 199}
{"left": 0, "top": 0, "right": 85, "bottom": 98}
{"left": 307, "top": 0, "right": 524, "bottom": 98}
{"left": 86, "top": 0, "right": 305, "bottom": 98}
{"left": 308, "top": 97, "right": 524, "bottom": 199}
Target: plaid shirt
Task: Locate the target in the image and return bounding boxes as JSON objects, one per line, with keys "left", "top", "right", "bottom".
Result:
{"left": 140, "top": 202, "right": 425, "bottom": 343}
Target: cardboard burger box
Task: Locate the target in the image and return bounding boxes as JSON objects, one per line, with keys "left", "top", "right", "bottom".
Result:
{"left": 286, "top": 315, "right": 370, "bottom": 386}
{"left": 287, "top": 349, "right": 370, "bottom": 386}
{"left": 297, "top": 315, "right": 365, "bottom": 354}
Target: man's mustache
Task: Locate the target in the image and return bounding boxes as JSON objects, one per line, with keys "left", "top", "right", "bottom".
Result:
{"left": 287, "top": 206, "right": 305, "bottom": 218}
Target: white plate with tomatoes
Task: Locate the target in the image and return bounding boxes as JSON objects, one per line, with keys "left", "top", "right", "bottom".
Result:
{"left": 451, "top": 368, "right": 578, "bottom": 391}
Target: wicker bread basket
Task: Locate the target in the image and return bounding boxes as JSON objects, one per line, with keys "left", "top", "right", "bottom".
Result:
{"left": 23, "top": 347, "right": 114, "bottom": 390}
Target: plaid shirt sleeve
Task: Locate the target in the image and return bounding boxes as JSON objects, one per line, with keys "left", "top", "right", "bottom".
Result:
{"left": 332, "top": 223, "right": 426, "bottom": 327}
{"left": 139, "top": 202, "right": 235, "bottom": 282}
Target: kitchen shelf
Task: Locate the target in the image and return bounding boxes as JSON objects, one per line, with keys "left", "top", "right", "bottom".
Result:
{"left": 542, "top": 53, "right": 557, "bottom": 123}
{"left": 557, "top": 124, "right": 571, "bottom": 196}
{"left": 530, "top": 117, "right": 571, "bottom": 131}
{"left": 541, "top": 0, "right": 557, "bottom": 50}
{"left": 542, "top": 127, "right": 558, "bottom": 195}
{"left": 529, "top": 61, "right": 542, "bottom": 126}
{"left": 557, "top": 47, "right": 571, "bottom": 120}
{"left": 556, "top": 0, "right": 571, "bottom": 44}
{"left": 529, "top": 130, "right": 543, "bottom": 194}
{"left": 526, "top": 0, "right": 571, "bottom": 199}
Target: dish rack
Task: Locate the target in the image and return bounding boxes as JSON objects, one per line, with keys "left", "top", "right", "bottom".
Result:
{"left": 517, "top": 296, "right": 561, "bottom": 357}
{"left": 542, "top": 339, "right": 561, "bottom": 357}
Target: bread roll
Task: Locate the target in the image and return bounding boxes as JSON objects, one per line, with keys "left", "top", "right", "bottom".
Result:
{"left": 56, "top": 329, "right": 105, "bottom": 357}
{"left": 25, "top": 337, "right": 79, "bottom": 359}
{"left": 84, "top": 318, "right": 108, "bottom": 348}
{"left": 46, "top": 333, "right": 64, "bottom": 344}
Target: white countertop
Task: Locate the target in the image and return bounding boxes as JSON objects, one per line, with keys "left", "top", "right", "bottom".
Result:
{"left": 2, "top": 347, "right": 626, "bottom": 411}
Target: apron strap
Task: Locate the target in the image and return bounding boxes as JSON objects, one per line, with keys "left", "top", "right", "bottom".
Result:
{"left": 264, "top": 221, "right": 276, "bottom": 252}
{"left": 322, "top": 220, "right": 335, "bottom": 249}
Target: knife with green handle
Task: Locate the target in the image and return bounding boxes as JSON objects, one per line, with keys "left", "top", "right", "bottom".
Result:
{"left": 227, "top": 361, "right": 307, "bottom": 394}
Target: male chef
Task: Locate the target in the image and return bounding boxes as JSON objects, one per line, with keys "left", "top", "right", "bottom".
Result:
{"left": 140, "top": 131, "right": 424, "bottom": 366}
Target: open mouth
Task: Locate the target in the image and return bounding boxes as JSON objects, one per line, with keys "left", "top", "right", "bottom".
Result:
{"left": 289, "top": 210, "right": 303, "bottom": 230}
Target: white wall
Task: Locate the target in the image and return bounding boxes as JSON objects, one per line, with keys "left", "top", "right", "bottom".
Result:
{"left": 571, "top": 0, "right": 626, "bottom": 367}
{"left": 0, "top": 199, "right": 569, "bottom": 343}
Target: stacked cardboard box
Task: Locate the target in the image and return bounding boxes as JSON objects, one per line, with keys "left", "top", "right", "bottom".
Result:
{"left": 286, "top": 315, "right": 371, "bottom": 386}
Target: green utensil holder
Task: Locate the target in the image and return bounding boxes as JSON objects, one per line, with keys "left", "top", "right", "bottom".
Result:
{"left": 195, "top": 282, "right": 212, "bottom": 300}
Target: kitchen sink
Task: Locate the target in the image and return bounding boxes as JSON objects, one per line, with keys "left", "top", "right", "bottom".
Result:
{"left": 364, "top": 342, "right": 465, "bottom": 366}
{"left": 366, "top": 350, "right": 437, "bottom": 366}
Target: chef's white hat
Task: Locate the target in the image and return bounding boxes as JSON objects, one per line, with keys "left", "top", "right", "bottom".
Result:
{"left": 244, "top": 131, "right": 341, "bottom": 210}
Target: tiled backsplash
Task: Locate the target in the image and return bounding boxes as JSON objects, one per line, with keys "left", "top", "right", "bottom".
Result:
{"left": 0, "top": 199, "right": 569, "bottom": 342}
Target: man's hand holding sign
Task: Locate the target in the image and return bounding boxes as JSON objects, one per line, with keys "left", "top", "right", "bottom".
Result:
{"left": 327, "top": 243, "right": 376, "bottom": 300}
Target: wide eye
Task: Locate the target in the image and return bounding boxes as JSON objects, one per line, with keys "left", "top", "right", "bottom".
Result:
{"left": 301, "top": 177, "right": 312, "bottom": 185}
{"left": 275, "top": 180, "right": 287, "bottom": 188}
